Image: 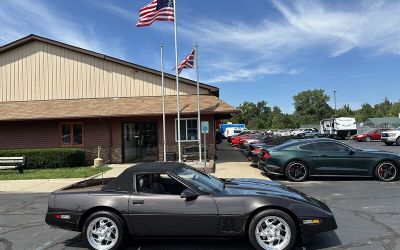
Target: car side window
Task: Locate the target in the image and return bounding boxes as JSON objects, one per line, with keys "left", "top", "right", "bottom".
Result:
{"left": 315, "top": 142, "right": 349, "bottom": 152}
{"left": 136, "top": 173, "right": 188, "bottom": 195}
{"left": 299, "top": 143, "right": 317, "bottom": 151}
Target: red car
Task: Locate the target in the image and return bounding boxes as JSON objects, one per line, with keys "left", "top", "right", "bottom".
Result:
{"left": 353, "top": 129, "right": 382, "bottom": 142}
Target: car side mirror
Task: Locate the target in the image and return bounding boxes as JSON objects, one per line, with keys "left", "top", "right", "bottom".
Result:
{"left": 180, "top": 189, "right": 199, "bottom": 201}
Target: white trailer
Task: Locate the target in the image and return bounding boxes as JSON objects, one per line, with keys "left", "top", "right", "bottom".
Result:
{"left": 320, "top": 117, "right": 357, "bottom": 139}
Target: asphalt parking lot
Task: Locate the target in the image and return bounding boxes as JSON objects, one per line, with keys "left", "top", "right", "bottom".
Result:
{"left": 0, "top": 140, "right": 399, "bottom": 250}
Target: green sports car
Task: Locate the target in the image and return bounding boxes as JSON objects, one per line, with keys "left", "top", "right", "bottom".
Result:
{"left": 258, "top": 138, "right": 400, "bottom": 182}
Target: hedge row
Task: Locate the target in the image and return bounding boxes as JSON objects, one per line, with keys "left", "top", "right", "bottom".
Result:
{"left": 0, "top": 148, "right": 86, "bottom": 169}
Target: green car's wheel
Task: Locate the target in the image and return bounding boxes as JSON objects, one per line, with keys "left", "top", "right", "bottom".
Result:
{"left": 375, "top": 161, "right": 398, "bottom": 182}
{"left": 285, "top": 161, "right": 309, "bottom": 182}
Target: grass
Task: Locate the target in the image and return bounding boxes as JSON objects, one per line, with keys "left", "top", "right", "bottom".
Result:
{"left": 0, "top": 166, "right": 111, "bottom": 180}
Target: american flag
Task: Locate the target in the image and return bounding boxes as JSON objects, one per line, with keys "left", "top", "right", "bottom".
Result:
{"left": 178, "top": 49, "right": 195, "bottom": 74}
{"left": 136, "top": 0, "right": 174, "bottom": 27}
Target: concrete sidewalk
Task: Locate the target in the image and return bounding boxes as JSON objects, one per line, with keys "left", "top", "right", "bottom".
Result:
{"left": 0, "top": 164, "right": 133, "bottom": 193}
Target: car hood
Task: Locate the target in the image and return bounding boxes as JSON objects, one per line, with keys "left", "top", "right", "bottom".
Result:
{"left": 222, "top": 178, "right": 322, "bottom": 208}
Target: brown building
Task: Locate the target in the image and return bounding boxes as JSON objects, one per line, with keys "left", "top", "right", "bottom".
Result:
{"left": 0, "top": 35, "right": 237, "bottom": 163}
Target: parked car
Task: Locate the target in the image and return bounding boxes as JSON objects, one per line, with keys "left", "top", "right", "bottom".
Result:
{"left": 381, "top": 127, "right": 400, "bottom": 145}
{"left": 258, "top": 138, "right": 400, "bottom": 182}
{"left": 352, "top": 129, "right": 382, "bottom": 142}
{"left": 46, "top": 162, "right": 337, "bottom": 250}
{"left": 227, "top": 130, "right": 250, "bottom": 143}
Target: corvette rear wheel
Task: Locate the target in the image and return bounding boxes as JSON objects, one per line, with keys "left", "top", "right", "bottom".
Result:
{"left": 285, "top": 161, "right": 308, "bottom": 182}
{"left": 375, "top": 161, "right": 398, "bottom": 182}
{"left": 249, "top": 209, "right": 297, "bottom": 250}
{"left": 82, "top": 211, "right": 125, "bottom": 250}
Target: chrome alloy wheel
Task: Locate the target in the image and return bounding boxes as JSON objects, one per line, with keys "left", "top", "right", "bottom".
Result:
{"left": 87, "top": 217, "right": 119, "bottom": 250}
{"left": 255, "top": 216, "right": 291, "bottom": 250}
{"left": 377, "top": 162, "right": 397, "bottom": 181}
{"left": 287, "top": 162, "right": 306, "bottom": 180}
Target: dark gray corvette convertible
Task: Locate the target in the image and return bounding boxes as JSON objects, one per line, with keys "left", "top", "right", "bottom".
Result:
{"left": 46, "top": 162, "right": 337, "bottom": 250}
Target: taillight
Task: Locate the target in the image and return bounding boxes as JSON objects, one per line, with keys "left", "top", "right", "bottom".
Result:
{"left": 262, "top": 152, "right": 270, "bottom": 159}
{"left": 252, "top": 148, "right": 261, "bottom": 153}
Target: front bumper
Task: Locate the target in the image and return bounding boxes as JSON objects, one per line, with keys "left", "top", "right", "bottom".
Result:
{"left": 381, "top": 137, "right": 396, "bottom": 142}
{"left": 300, "top": 215, "right": 337, "bottom": 235}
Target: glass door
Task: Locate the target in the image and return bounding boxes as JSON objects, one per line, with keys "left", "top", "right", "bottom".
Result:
{"left": 123, "top": 122, "right": 158, "bottom": 162}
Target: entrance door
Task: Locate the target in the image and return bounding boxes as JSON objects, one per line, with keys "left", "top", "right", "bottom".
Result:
{"left": 123, "top": 122, "right": 158, "bottom": 162}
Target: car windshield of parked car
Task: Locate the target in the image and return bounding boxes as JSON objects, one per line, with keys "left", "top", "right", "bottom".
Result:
{"left": 174, "top": 167, "right": 224, "bottom": 194}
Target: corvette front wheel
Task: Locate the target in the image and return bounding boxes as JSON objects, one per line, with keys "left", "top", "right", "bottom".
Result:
{"left": 249, "top": 209, "right": 297, "bottom": 250}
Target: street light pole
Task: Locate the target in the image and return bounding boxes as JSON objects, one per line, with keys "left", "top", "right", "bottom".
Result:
{"left": 333, "top": 90, "right": 337, "bottom": 118}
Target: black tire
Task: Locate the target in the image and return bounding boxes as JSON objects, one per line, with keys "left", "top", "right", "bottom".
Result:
{"left": 364, "top": 136, "right": 371, "bottom": 142}
{"left": 396, "top": 137, "right": 400, "bottom": 146}
{"left": 375, "top": 161, "right": 399, "bottom": 182}
{"left": 248, "top": 209, "right": 297, "bottom": 250}
{"left": 285, "top": 161, "right": 309, "bottom": 182}
{"left": 82, "top": 211, "right": 125, "bottom": 250}
{"left": 385, "top": 142, "right": 393, "bottom": 146}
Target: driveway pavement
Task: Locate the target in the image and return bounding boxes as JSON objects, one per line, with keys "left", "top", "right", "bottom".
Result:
{"left": 214, "top": 141, "right": 267, "bottom": 179}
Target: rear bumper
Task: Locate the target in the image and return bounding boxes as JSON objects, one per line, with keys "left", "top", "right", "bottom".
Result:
{"left": 258, "top": 160, "right": 284, "bottom": 175}
{"left": 45, "top": 212, "right": 81, "bottom": 232}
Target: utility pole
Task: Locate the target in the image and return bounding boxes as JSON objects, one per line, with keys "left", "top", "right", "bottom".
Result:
{"left": 333, "top": 90, "right": 337, "bottom": 118}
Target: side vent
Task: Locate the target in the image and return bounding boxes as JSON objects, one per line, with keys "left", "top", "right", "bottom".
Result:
{"left": 221, "top": 217, "right": 238, "bottom": 233}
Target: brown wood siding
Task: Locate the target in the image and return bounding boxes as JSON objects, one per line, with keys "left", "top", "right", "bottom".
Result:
{"left": 0, "top": 41, "right": 211, "bottom": 102}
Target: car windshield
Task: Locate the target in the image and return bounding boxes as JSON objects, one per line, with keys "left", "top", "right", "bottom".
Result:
{"left": 174, "top": 167, "right": 224, "bottom": 194}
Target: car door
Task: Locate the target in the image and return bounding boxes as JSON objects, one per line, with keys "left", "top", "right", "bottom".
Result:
{"left": 311, "top": 142, "right": 361, "bottom": 175}
{"left": 128, "top": 173, "right": 219, "bottom": 236}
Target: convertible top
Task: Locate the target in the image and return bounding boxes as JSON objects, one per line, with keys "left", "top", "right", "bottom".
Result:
{"left": 102, "top": 162, "right": 188, "bottom": 192}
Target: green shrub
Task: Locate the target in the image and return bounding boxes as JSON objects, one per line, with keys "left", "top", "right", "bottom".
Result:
{"left": 0, "top": 148, "right": 86, "bottom": 169}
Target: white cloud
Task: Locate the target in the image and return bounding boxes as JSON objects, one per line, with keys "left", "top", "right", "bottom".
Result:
{"left": 174, "top": 0, "right": 400, "bottom": 83}
{"left": 0, "top": 0, "right": 125, "bottom": 58}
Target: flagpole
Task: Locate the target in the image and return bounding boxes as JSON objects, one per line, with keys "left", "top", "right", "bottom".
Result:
{"left": 173, "top": 0, "right": 182, "bottom": 162}
{"left": 161, "top": 43, "right": 166, "bottom": 162}
{"left": 195, "top": 43, "right": 202, "bottom": 163}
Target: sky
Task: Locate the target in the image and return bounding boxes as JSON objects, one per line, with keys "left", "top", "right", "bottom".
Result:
{"left": 0, "top": 0, "right": 399, "bottom": 113}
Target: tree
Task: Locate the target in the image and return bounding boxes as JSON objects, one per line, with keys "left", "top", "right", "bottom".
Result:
{"left": 354, "top": 103, "right": 373, "bottom": 122}
{"left": 293, "top": 89, "right": 333, "bottom": 124}
{"left": 374, "top": 97, "right": 392, "bottom": 117}
{"left": 337, "top": 104, "right": 354, "bottom": 117}
{"left": 389, "top": 102, "right": 400, "bottom": 117}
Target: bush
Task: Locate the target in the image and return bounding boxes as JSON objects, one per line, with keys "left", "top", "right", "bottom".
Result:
{"left": 0, "top": 148, "right": 86, "bottom": 169}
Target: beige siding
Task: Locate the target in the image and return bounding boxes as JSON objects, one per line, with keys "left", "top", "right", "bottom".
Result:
{"left": 0, "top": 41, "right": 210, "bottom": 102}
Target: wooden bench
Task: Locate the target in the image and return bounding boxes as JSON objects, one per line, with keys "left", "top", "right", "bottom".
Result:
{"left": 0, "top": 156, "right": 26, "bottom": 174}
{"left": 182, "top": 146, "right": 208, "bottom": 161}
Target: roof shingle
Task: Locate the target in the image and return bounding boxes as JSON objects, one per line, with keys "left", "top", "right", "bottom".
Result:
{"left": 0, "top": 95, "right": 238, "bottom": 121}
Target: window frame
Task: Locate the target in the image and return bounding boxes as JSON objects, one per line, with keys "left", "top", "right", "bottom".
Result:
{"left": 59, "top": 122, "right": 84, "bottom": 147}
{"left": 174, "top": 118, "right": 199, "bottom": 142}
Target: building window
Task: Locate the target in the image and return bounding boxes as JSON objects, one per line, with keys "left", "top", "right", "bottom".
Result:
{"left": 175, "top": 118, "right": 198, "bottom": 142}
{"left": 60, "top": 123, "right": 84, "bottom": 146}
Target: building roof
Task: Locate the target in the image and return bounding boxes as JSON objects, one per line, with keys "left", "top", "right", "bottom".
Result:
{"left": 0, "top": 95, "right": 238, "bottom": 121}
{"left": 0, "top": 34, "right": 219, "bottom": 96}
{"left": 364, "top": 117, "right": 400, "bottom": 127}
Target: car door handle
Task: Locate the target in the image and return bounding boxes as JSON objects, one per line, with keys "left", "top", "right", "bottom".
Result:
{"left": 320, "top": 155, "right": 328, "bottom": 157}
{"left": 132, "top": 199, "right": 144, "bottom": 205}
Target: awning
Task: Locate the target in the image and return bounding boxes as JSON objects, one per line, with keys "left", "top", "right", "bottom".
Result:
{"left": 0, "top": 95, "right": 238, "bottom": 121}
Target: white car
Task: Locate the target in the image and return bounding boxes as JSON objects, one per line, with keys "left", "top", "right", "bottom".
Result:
{"left": 381, "top": 127, "right": 400, "bottom": 146}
